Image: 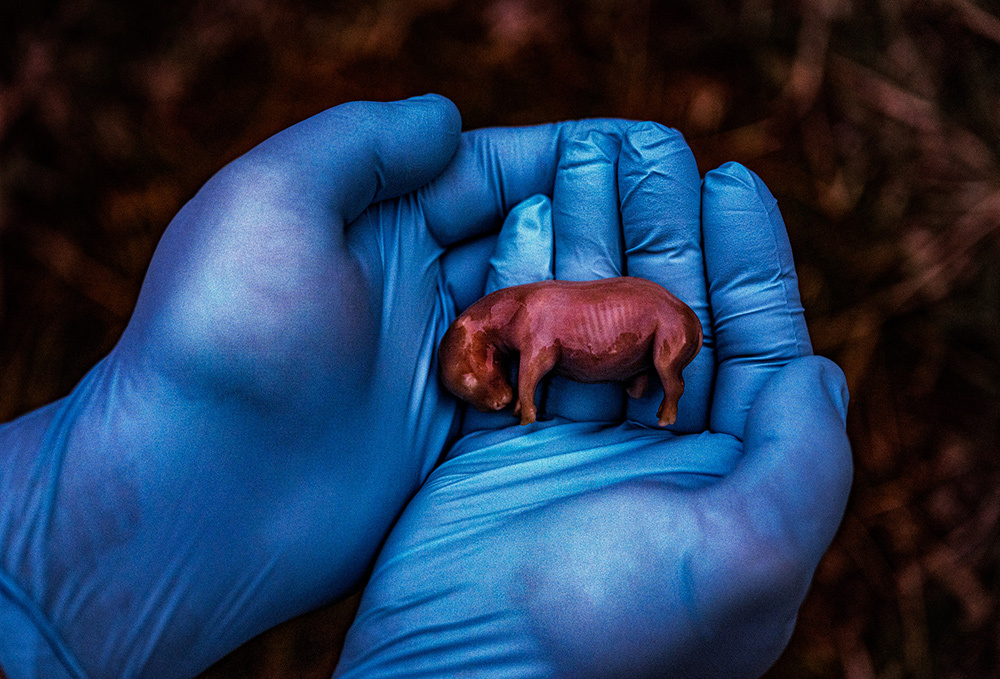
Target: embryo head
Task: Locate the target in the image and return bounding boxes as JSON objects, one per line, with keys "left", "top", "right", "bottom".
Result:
{"left": 439, "top": 321, "right": 513, "bottom": 412}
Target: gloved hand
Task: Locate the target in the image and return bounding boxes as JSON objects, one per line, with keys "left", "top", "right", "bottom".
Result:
{"left": 333, "top": 123, "right": 854, "bottom": 678}
{"left": 0, "top": 96, "right": 633, "bottom": 679}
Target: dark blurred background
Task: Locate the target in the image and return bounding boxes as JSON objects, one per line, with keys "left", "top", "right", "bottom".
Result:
{"left": 2, "top": 0, "right": 999, "bottom": 677}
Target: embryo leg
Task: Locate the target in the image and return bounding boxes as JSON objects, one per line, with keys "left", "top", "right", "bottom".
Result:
{"left": 652, "top": 336, "right": 685, "bottom": 427}
{"left": 625, "top": 372, "right": 650, "bottom": 399}
{"left": 517, "top": 346, "right": 558, "bottom": 425}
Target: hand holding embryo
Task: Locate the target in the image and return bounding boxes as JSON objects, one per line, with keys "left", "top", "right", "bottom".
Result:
{"left": 0, "top": 94, "right": 852, "bottom": 679}
{"left": 333, "top": 117, "right": 854, "bottom": 677}
{"left": 0, "top": 94, "right": 636, "bottom": 679}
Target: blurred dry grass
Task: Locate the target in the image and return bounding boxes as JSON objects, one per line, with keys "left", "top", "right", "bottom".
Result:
{"left": 2, "top": 1, "right": 1000, "bottom": 677}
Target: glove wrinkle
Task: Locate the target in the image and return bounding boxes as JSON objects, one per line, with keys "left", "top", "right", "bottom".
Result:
{"left": 0, "top": 570, "right": 88, "bottom": 679}
{"left": 0, "top": 369, "right": 105, "bottom": 679}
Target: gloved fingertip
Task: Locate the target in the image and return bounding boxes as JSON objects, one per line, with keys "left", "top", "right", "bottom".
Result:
{"left": 560, "top": 130, "right": 619, "bottom": 169}
{"left": 768, "top": 355, "right": 848, "bottom": 426}
{"left": 704, "top": 162, "right": 775, "bottom": 207}
{"left": 501, "top": 193, "right": 553, "bottom": 238}
{"left": 486, "top": 193, "right": 555, "bottom": 293}
{"left": 404, "top": 92, "right": 449, "bottom": 106}
{"left": 508, "top": 193, "right": 551, "bottom": 214}
{"left": 508, "top": 195, "right": 551, "bottom": 241}
{"left": 582, "top": 128, "right": 621, "bottom": 154}
{"left": 706, "top": 160, "right": 752, "bottom": 181}
{"left": 622, "top": 120, "right": 687, "bottom": 155}
{"left": 398, "top": 93, "right": 461, "bottom": 130}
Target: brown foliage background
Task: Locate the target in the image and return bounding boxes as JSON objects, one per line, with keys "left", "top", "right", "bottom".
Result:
{"left": 2, "top": 0, "right": 1000, "bottom": 677}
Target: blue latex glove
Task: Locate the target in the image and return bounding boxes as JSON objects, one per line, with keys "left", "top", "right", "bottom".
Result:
{"left": 333, "top": 123, "right": 854, "bottom": 678}
{"left": 0, "top": 96, "right": 633, "bottom": 679}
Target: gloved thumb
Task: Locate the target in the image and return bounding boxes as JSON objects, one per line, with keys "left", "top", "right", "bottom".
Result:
{"left": 718, "top": 355, "right": 853, "bottom": 568}
{"left": 240, "top": 93, "right": 462, "bottom": 229}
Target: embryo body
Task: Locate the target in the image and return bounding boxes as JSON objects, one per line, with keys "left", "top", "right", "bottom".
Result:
{"left": 438, "top": 276, "right": 702, "bottom": 427}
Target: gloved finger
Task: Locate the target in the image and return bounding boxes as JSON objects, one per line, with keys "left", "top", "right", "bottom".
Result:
{"left": 461, "top": 195, "right": 554, "bottom": 433}
{"left": 437, "top": 194, "right": 553, "bottom": 327}
{"left": 696, "top": 356, "right": 851, "bottom": 629}
{"left": 485, "top": 194, "right": 554, "bottom": 294}
{"left": 420, "top": 119, "right": 633, "bottom": 247}
{"left": 546, "top": 131, "right": 626, "bottom": 424}
{"left": 240, "top": 94, "right": 461, "bottom": 237}
{"left": 617, "top": 122, "right": 710, "bottom": 433}
{"left": 552, "top": 132, "right": 624, "bottom": 280}
{"left": 702, "top": 162, "right": 812, "bottom": 439}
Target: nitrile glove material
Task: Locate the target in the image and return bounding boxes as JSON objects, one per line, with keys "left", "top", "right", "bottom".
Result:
{"left": 0, "top": 96, "right": 633, "bottom": 679}
{"left": 334, "top": 124, "right": 852, "bottom": 678}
